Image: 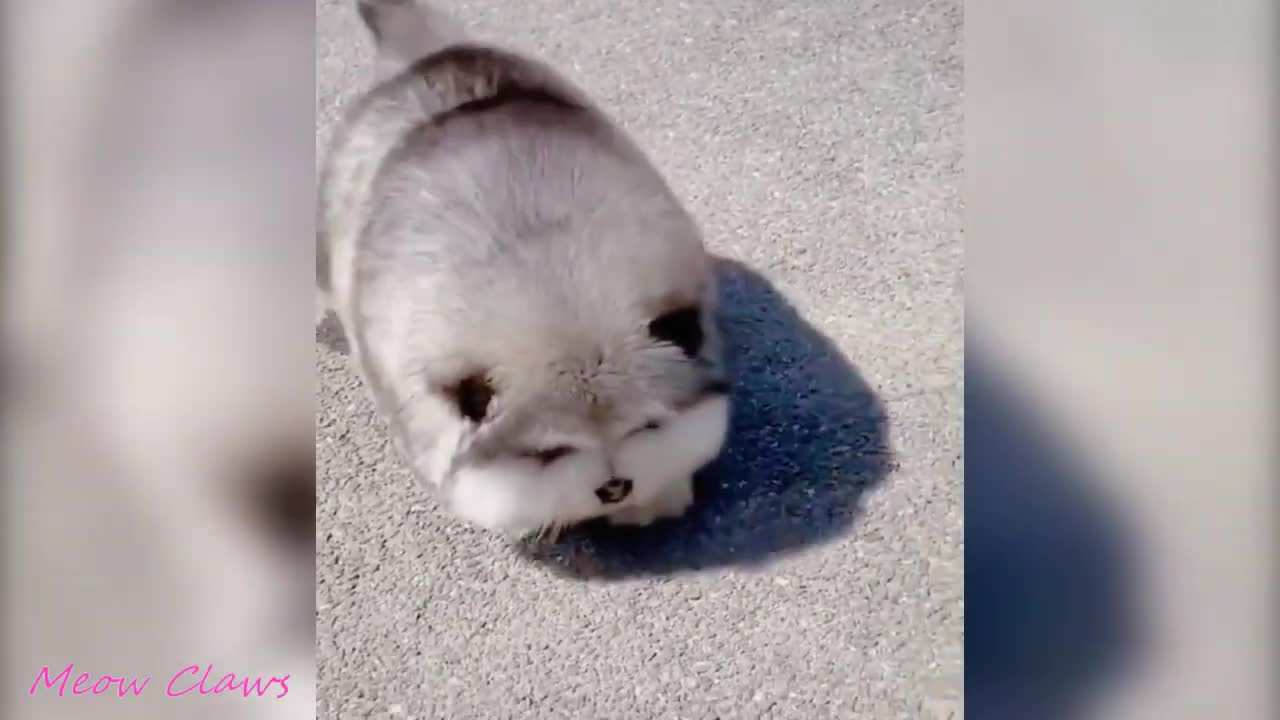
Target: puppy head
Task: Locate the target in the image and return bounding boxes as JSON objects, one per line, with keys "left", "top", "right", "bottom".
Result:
{"left": 394, "top": 292, "right": 730, "bottom": 537}
{"left": 355, "top": 211, "right": 731, "bottom": 536}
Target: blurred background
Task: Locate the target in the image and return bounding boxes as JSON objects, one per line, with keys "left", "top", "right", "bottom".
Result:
{"left": 3, "top": 1, "right": 315, "bottom": 719}
{"left": 1, "top": 0, "right": 1274, "bottom": 719}
{"left": 967, "top": 0, "right": 1274, "bottom": 718}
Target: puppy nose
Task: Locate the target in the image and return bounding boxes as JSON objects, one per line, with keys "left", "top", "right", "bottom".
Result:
{"left": 595, "top": 477, "right": 633, "bottom": 505}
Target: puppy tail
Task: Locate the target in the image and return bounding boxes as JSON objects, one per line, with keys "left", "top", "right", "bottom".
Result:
{"left": 356, "top": 0, "right": 466, "bottom": 66}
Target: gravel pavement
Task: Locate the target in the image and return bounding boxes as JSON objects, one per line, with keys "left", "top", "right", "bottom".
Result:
{"left": 317, "top": 1, "right": 963, "bottom": 717}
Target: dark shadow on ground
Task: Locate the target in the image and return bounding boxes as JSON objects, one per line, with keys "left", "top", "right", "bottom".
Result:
{"left": 516, "top": 258, "right": 894, "bottom": 580}
{"left": 965, "top": 337, "right": 1142, "bottom": 719}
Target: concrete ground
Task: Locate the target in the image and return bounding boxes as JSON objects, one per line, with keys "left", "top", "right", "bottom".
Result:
{"left": 317, "top": 1, "right": 963, "bottom": 718}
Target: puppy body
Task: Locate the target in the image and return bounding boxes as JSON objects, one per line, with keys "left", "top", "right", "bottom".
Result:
{"left": 320, "top": 1, "right": 729, "bottom": 536}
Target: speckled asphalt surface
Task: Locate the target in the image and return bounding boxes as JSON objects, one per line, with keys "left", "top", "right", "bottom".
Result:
{"left": 316, "top": 1, "right": 963, "bottom": 717}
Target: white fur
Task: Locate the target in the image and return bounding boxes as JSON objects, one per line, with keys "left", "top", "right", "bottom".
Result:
{"left": 442, "top": 395, "right": 729, "bottom": 535}
{"left": 610, "top": 394, "right": 730, "bottom": 525}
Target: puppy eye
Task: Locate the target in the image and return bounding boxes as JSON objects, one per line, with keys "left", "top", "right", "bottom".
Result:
{"left": 527, "top": 445, "right": 575, "bottom": 464}
{"left": 625, "top": 420, "right": 663, "bottom": 439}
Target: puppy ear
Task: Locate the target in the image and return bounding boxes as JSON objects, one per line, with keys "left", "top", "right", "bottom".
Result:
{"left": 442, "top": 372, "right": 495, "bottom": 424}
{"left": 649, "top": 306, "right": 705, "bottom": 358}
{"left": 356, "top": 0, "right": 465, "bottom": 65}
{"left": 407, "top": 381, "right": 490, "bottom": 489}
